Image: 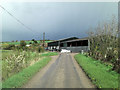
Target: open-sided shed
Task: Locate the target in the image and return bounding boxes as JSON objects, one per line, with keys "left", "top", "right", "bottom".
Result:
{"left": 48, "top": 37, "right": 90, "bottom": 53}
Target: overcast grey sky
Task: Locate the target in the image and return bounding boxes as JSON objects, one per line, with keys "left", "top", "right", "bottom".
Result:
{"left": 2, "top": 2, "right": 118, "bottom": 41}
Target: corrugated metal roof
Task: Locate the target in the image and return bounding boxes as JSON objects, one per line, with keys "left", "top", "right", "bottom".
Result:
{"left": 48, "top": 37, "right": 89, "bottom": 44}
{"left": 62, "top": 37, "right": 89, "bottom": 43}
{"left": 61, "top": 38, "right": 89, "bottom": 43}
{"left": 48, "top": 37, "right": 78, "bottom": 43}
{"left": 57, "top": 37, "right": 78, "bottom": 41}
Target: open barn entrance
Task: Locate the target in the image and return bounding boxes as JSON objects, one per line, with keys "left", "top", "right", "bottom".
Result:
{"left": 67, "top": 40, "right": 88, "bottom": 47}
{"left": 48, "top": 37, "right": 90, "bottom": 53}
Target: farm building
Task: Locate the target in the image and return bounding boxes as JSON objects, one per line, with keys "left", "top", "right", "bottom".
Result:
{"left": 47, "top": 37, "right": 90, "bottom": 53}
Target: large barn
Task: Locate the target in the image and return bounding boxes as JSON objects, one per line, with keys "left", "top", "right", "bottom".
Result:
{"left": 47, "top": 37, "right": 90, "bottom": 53}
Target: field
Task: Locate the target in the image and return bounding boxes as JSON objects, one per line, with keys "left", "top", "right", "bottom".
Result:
{"left": 74, "top": 54, "right": 119, "bottom": 88}
{"left": 1, "top": 40, "right": 53, "bottom": 45}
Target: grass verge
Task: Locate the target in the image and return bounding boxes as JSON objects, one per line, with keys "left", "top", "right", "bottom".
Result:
{"left": 2, "top": 56, "right": 51, "bottom": 88}
{"left": 40, "top": 52, "right": 58, "bottom": 57}
{"left": 74, "top": 54, "right": 119, "bottom": 88}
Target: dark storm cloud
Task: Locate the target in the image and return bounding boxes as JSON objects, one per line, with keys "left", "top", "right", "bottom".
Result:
{"left": 2, "top": 2, "right": 118, "bottom": 41}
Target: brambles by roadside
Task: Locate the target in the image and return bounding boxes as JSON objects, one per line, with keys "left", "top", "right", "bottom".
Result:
{"left": 2, "top": 51, "right": 41, "bottom": 81}
{"left": 2, "top": 56, "right": 51, "bottom": 88}
{"left": 74, "top": 54, "right": 119, "bottom": 88}
{"left": 2, "top": 50, "right": 58, "bottom": 88}
{"left": 87, "top": 16, "right": 119, "bottom": 73}
{"left": 2, "top": 50, "right": 58, "bottom": 81}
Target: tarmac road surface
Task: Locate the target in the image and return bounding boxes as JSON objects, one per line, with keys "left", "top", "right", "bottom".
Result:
{"left": 23, "top": 53, "right": 96, "bottom": 88}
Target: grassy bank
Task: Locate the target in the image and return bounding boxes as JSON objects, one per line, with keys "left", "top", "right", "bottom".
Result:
{"left": 74, "top": 54, "right": 119, "bottom": 88}
{"left": 40, "top": 52, "right": 58, "bottom": 56}
{"left": 2, "top": 56, "right": 51, "bottom": 88}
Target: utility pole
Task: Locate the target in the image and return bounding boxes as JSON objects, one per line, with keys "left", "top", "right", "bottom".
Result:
{"left": 43, "top": 32, "right": 45, "bottom": 47}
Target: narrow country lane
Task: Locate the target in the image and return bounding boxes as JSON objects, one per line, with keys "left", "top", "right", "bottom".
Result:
{"left": 23, "top": 53, "right": 96, "bottom": 88}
